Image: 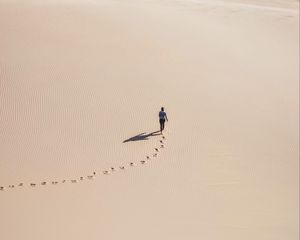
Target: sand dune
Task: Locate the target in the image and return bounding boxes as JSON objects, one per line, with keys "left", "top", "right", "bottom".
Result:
{"left": 0, "top": 0, "right": 299, "bottom": 239}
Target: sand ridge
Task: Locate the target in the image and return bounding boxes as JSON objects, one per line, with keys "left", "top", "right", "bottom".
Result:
{"left": 185, "top": 0, "right": 299, "bottom": 13}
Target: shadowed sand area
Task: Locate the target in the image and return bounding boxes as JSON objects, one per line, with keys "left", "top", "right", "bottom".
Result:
{"left": 123, "top": 131, "right": 161, "bottom": 143}
{"left": 0, "top": 0, "right": 299, "bottom": 239}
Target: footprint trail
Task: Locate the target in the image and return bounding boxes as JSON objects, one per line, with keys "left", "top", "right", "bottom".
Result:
{"left": 0, "top": 134, "right": 168, "bottom": 192}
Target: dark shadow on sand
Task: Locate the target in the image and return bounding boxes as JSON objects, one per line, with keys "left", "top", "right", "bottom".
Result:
{"left": 123, "top": 131, "right": 161, "bottom": 143}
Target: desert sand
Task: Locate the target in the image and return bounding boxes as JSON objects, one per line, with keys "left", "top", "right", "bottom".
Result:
{"left": 0, "top": 0, "right": 299, "bottom": 239}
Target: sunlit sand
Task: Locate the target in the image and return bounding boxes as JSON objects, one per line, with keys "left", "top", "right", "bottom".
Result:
{"left": 0, "top": 0, "right": 298, "bottom": 239}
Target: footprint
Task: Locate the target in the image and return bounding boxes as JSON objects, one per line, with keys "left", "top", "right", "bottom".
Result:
{"left": 80, "top": 177, "right": 84, "bottom": 180}
{"left": 93, "top": 172, "right": 96, "bottom": 175}
{"left": 160, "top": 145, "right": 164, "bottom": 148}
{"left": 0, "top": 187, "right": 4, "bottom": 191}
{"left": 9, "top": 185, "right": 15, "bottom": 188}
{"left": 155, "top": 148, "right": 159, "bottom": 152}
{"left": 110, "top": 167, "right": 115, "bottom": 171}
{"left": 87, "top": 175, "right": 94, "bottom": 179}
{"left": 153, "top": 153, "right": 158, "bottom": 157}
{"left": 146, "top": 156, "right": 150, "bottom": 160}
{"left": 160, "top": 140, "right": 164, "bottom": 144}
{"left": 71, "top": 180, "right": 77, "bottom": 183}
{"left": 62, "top": 180, "right": 66, "bottom": 183}
{"left": 120, "top": 166, "right": 125, "bottom": 170}
{"left": 162, "top": 136, "right": 166, "bottom": 139}
{"left": 30, "top": 183, "right": 36, "bottom": 187}
{"left": 103, "top": 171, "right": 109, "bottom": 175}
{"left": 18, "top": 183, "right": 24, "bottom": 187}
{"left": 41, "top": 182, "right": 47, "bottom": 186}
{"left": 52, "top": 181, "right": 58, "bottom": 185}
{"left": 140, "top": 160, "right": 146, "bottom": 164}
{"left": 129, "top": 162, "right": 134, "bottom": 166}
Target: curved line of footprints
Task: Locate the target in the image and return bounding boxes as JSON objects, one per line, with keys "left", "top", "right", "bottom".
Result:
{"left": 0, "top": 136, "right": 167, "bottom": 192}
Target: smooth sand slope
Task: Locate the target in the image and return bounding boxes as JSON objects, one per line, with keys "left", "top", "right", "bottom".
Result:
{"left": 0, "top": 0, "right": 299, "bottom": 239}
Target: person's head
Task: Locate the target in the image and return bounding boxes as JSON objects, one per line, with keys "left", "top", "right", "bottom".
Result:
{"left": 161, "top": 107, "right": 164, "bottom": 111}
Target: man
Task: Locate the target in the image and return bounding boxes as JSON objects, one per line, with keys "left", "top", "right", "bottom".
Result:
{"left": 159, "top": 107, "right": 168, "bottom": 134}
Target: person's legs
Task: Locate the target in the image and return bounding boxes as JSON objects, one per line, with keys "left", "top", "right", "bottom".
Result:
{"left": 160, "top": 119, "right": 165, "bottom": 133}
{"left": 159, "top": 119, "right": 164, "bottom": 132}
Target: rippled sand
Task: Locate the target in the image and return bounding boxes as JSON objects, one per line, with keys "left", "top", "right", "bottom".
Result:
{"left": 0, "top": 1, "right": 298, "bottom": 239}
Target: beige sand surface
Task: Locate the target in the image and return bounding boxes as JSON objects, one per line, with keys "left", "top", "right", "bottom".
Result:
{"left": 0, "top": 0, "right": 299, "bottom": 239}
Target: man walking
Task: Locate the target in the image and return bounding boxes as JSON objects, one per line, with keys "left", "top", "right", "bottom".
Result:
{"left": 159, "top": 107, "right": 168, "bottom": 134}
